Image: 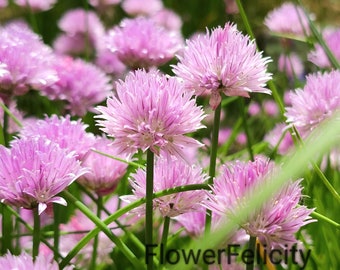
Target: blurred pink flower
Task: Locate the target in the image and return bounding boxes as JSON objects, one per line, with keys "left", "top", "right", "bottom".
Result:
{"left": 278, "top": 52, "right": 304, "bottom": 79}
{"left": 14, "top": 0, "right": 56, "bottom": 11}
{"left": 173, "top": 22, "right": 272, "bottom": 109}
{"left": 264, "top": 123, "right": 295, "bottom": 155}
{"left": 248, "top": 101, "right": 261, "bottom": 116}
{"left": 0, "top": 21, "right": 57, "bottom": 101}
{"left": 285, "top": 70, "right": 340, "bottom": 133}
{"left": 78, "top": 136, "right": 128, "bottom": 196}
{"left": 151, "top": 8, "right": 183, "bottom": 31}
{"left": 105, "top": 17, "right": 183, "bottom": 69}
{"left": 0, "top": 137, "right": 86, "bottom": 214}
{"left": 308, "top": 28, "right": 340, "bottom": 68}
{"left": 0, "top": 252, "right": 60, "bottom": 270}
{"left": 96, "top": 69, "right": 205, "bottom": 160}
{"left": 264, "top": 2, "right": 312, "bottom": 37}
{"left": 203, "top": 156, "right": 315, "bottom": 248}
{"left": 41, "top": 55, "right": 112, "bottom": 116}
{"left": 224, "top": 0, "right": 238, "bottom": 14}
{"left": 0, "top": 0, "right": 7, "bottom": 7}
{"left": 122, "top": 156, "right": 208, "bottom": 217}
{"left": 263, "top": 100, "right": 279, "bottom": 116}
{"left": 122, "top": 0, "right": 163, "bottom": 16}
{"left": 54, "top": 8, "right": 105, "bottom": 55}
{"left": 19, "top": 114, "right": 95, "bottom": 161}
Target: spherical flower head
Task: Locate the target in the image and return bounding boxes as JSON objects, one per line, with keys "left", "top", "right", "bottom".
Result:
{"left": 19, "top": 114, "right": 95, "bottom": 161}
{"left": 41, "top": 56, "right": 112, "bottom": 116}
{"left": 278, "top": 52, "right": 304, "bottom": 79}
{"left": 78, "top": 136, "right": 128, "bottom": 196}
{"left": 0, "top": 252, "right": 60, "bottom": 270}
{"left": 0, "top": 137, "right": 86, "bottom": 214}
{"left": 54, "top": 8, "right": 105, "bottom": 54}
{"left": 264, "top": 2, "right": 311, "bottom": 37}
{"left": 122, "top": 0, "right": 163, "bottom": 16}
{"left": 106, "top": 17, "right": 183, "bottom": 69}
{"left": 0, "top": 0, "right": 7, "bottom": 8}
{"left": 285, "top": 70, "right": 340, "bottom": 134}
{"left": 308, "top": 28, "right": 340, "bottom": 68}
{"left": 14, "top": 0, "right": 57, "bottom": 11}
{"left": 172, "top": 22, "right": 272, "bottom": 110}
{"left": 0, "top": 21, "right": 57, "bottom": 100}
{"left": 203, "top": 156, "right": 315, "bottom": 248}
{"left": 96, "top": 69, "right": 206, "bottom": 160}
{"left": 150, "top": 8, "right": 183, "bottom": 31}
{"left": 122, "top": 156, "right": 208, "bottom": 217}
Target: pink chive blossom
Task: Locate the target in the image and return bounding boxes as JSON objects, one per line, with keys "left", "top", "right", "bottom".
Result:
{"left": 285, "top": 70, "right": 340, "bottom": 134}
{"left": 122, "top": 0, "right": 163, "bottom": 16}
{"left": 264, "top": 123, "right": 295, "bottom": 155}
{"left": 122, "top": 156, "right": 208, "bottom": 217}
{"left": 19, "top": 114, "right": 95, "bottom": 161}
{"left": 41, "top": 55, "right": 112, "bottom": 116}
{"left": 224, "top": 0, "right": 238, "bottom": 14}
{"left": 96, "top": 69, "right": 205, "bottom": 160}
{"left": 248, "top": 101, "right": 261, "bottom": 116}
{"left": 77, "top": 136, "right": 128, "bottom": 196}
{"left": 0, "top": 137, "right": 86, "bottom": 214}
{"left": 0, "top": 21, "right": 57, "bottom": 101}
{"left": 203, "top": 156, "right": 315, "bottom": 248}
{"left": 105, "top": 17, "right": 183, "bottom": 69}
{"left": 263, "top": 100, "right": 279, "bottom": 116}
{"left": 172, "top": 22, "right": 272, "bottom": 110}
{"left": 53, "top": 8, "right": 105, "bottom": 55}
{"left": 0, "top": 0, "right": 7, "bottom": 8}
{"left": 151, "top": 8, "right": 183, "bottom": 31}
{"left": 0, "top": 252, "right": 63, "bottom": 270}
{"left": 308, "top": 28, "right": 340, "bottom": 68}
{"left": 278, "top": 53, "right": 304, "bottom": 79}
{"left": 264, "top": 2, "right": 312, "bottom": 37}
{"left": 14, "top": 0, "right": 56, "bottom": 11}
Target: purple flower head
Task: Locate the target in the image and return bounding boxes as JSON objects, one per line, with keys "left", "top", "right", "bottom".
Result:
{"left": 285, "top": 70, "right": 340, "bottom": 133}
{"left": 105, "top": 17, "right": 183, "bottom": 69}
{"left": 0, "top": 137, "right": 86, "bottom": 214}
{"left": 278, "top": 53, "right": 304, "bottom": 79}
{"left": 308, "top": 28, "right": 340, "bottom": 68}
{"left": 172, "top": 22, "right": 272, "bottom": 110}
{"left": 264, "top": 123, "right": 295, "bottom": 155}
{"left": 264, "top": 2, "right": 312, "bottom": 37}
{"left": 203, "top": 156, "right": 315, "bottom": 248}
{"left": 151, "top": 8, "right": 183, "bottom": 31}
{"left": 0, "top": 21, "right": 57, "bottom": 101}
{"left": 122, "top": 156, "right": 208, "bottom": 217}
{"left": 41, "top": 55, "right": 112, "bottom": 116}
{"left": 78, "top": 136, "right": 128, "bottom": 196}
{"left": 14, "top": 0, "right": 57, "bottom": 11}
{"left": 19, "top": 114, "right": 95, "bottom": 161}
{"left": 96, "top": 69, "right": 205, "bottom": 160}
{"left": 0, "top": 0, "right": 7, "bottom": 8}
{"left": 0, "top": 252, "right": 60, "bottom": 270}
{"left": 122, "top": 0, "right": 163, "bottom": 16}
{"left": 54, "top": 8, "right": 105, "bottom": 55}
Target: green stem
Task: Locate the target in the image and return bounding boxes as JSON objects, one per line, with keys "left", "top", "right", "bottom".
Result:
{"left": 53, "top": 204, "right": 60, "bottom": 261}
{"left": 205, "top": 103, "right": 221, "bottom": 235}
{"left": 90, "top": 195, "right": 103, "bottom": 270}
{"left": 240, "top": 98, "right": 254, "bottom": 161}
{"left": 246, "top": 236, "right": 257, "bottom": 270}
{"left": 32, "top": 207, "right": 40, "bottom": 260}
{"left": 91, "top": 149, "right": 145, "bottom": 168}
{"left": 61, "top": 191, "right": 142, "bottom": 269}
{"left": 296, "top": 0, "right": 340, "bottom": 69}
{"left": 0, "top": 102, "right": 23, "bottom": 129}
{"left": 25, "top": 0, "right": 39, "bottom": 33}
{"left": 146, "top": 149, "right": 154, "bottom": 270}
{"left": 60, "top": 184, "right": 210, "bottom": 268}
{"left": 1, "top": 203, "right": 13, "bottom": 254}
{"left": 235, "top": 0, "right": 255, "bottom": 40}
{"left": 160, "top": 216, "right": 170, "bottom": 268}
